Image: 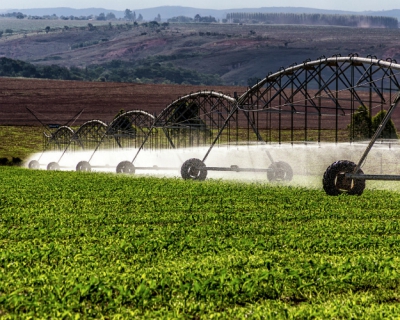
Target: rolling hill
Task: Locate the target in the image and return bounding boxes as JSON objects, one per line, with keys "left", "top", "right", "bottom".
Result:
{"left": 0, "top": 21, "right": 400, "bottom": 86}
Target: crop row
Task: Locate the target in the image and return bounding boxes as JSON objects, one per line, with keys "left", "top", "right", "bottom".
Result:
{"left": 1, "top": 167, "right": 400, "bottom": 317}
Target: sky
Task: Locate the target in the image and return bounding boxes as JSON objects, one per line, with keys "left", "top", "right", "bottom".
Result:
{"left": 0, "top": 0, "right": 399, "bottom": 12}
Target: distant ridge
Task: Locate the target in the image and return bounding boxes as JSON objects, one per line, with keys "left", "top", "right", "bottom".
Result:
{"left": 4, "top": 7, "right": 123, "bottom": 18}
{"left": 4, "top": 6, "right": 400, "bottom": 21}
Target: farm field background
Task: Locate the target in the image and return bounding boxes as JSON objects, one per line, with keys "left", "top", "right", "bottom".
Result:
{"left": 1, "top": 167, "right": 400, "bottom": 317}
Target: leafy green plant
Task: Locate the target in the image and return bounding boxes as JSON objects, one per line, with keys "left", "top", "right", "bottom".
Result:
{"left": 1, "top": 167, "right": 400, "bottom": 317}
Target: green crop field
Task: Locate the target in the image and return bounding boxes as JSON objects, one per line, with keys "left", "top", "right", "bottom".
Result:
{"left": 1, "top": 167, "right": 400, "bottom": 318}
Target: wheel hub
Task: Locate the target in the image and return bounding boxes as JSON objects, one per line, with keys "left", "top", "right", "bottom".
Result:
{"left": 188, "top": 166, "right": 200, "bottom": 177}
{"left": 335, "top": 172, "right": 353, "bottom": 191}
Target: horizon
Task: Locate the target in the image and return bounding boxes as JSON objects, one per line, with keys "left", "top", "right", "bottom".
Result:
{"left": 0, "top": 2, "right": 399, "bottom": 13}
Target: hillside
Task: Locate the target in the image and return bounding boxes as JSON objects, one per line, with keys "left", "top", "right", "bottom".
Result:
{"left": 1, "top": 22, "right": 400, "bottom": 86}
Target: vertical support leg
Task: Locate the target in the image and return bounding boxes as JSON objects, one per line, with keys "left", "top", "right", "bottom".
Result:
{"left": 265, "top": 150, "right": 274, "bottom": 164}
{"left": 202, "top": 103, "right": 239, "bottom": 162}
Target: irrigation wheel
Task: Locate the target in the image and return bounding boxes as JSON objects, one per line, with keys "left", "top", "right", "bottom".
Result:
{"left": 323, "top": 160, "right": 365, "bottom": 196}
{"left": 28, "top": 160, "right": 40, "bottom": 169}
{"left": 76, "top": 161, "right": 91, "bottom": 172}
{"left": 116, "top": 161, "right": 135, "bottom": 174}
{"left": 181, "top": 158, "right": 207, "bottom": 181}
{"left": 267, "top": 161, "right": 293, "bottom": 182}
{"left": 47, "top": 162, "right": 60, "bottom": 171}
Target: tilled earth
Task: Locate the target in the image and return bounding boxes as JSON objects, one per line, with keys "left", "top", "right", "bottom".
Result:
{"left": 0, "top": 77, "right": 245, "bottom": 126}
{"left": 2, "top": 77, "right": 400, "bottom": 130}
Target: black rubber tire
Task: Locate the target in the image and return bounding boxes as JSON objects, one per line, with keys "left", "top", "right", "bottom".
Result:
{"left": 181, "top": 158, "right": 207, "bottom": 181}
{"left": 323, "top": 160, "right": 365, "bottom": 196}
{"left": 76, "top": 161, "right": 91, "bottom": 172}
{"left": 47, "top": 162, "right": 60, "bottom": 171}
{"left": 267, "top": 161, "right": 293, "bottom": 182}
{"left": 116, "top": 161, "right": 135, "bottom": 174}
{"left": 28, "top": 160, "right": 40, "bottom": 169}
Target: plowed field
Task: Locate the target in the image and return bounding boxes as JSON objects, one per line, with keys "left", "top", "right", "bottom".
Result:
{"left": 2, "top": 76, "right": 400, "bottom": 132}
{"left": 0, "top": 77, "right": 245, "bottom": 126}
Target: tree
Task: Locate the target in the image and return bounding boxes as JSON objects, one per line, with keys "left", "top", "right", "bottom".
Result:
{"left": 124, "top": 9, "right": 132, "bottom": 20}
{"left": 106, "top": 12, "right": 116, "bottom": 20}
{"left": 137, "top": 14, "right": 143, "bottom": 22}
{"left": 349, "top": 105, "right": 371, "bottom": 141}
{"left": 97, "top": 13, "right": 106, "bottom": 21}
{"left": 371, "top": 110, "right": 398, "bottom": 139}
{"left": 168, "top": 16, "right": 193, "bottom": 23}
{"left": 349, "top": 105, "right": 398, "bottom": 140}
{"left": 154, "top": 14, "right": 161, "bottom": 22}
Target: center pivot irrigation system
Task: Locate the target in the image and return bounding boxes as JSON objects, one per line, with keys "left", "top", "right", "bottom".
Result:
{"left": 29, "top": 110, "right": 156, "bottom": 171}
{"left": 116, "top": 91, "right": 293, "bottom": 181}
{"left": 28, "top": 54, "right": 400, "bottom": 196}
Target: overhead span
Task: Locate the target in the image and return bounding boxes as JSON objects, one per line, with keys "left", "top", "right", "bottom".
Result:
{"left": 236, "top": 54, "right": 400, "bottom": 143}
{"left": 72, "top": 120, "right": 108, "bottom": 150}
{"left": 152, "top": 91, "right": 239, "bottom": 149}
{"left": 107, "top": 109, "right": 156, "bottom": 148}
{"left": 44, "top": 126, "right": 75, "bottom": 151}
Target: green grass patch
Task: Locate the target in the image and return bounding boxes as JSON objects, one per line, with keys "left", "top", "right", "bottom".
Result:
{"left": 0, "top": 126, "right": 43, "bottom": 161}
{"left": 1, "top": 167, "right": 400, "bottom": 317}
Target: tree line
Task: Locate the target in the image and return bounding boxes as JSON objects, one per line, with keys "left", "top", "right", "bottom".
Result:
{"left": 0, "top": 57, "right": 222, "bottom": 86}
{"left": 168, "top": 14, "right": 217, "bottom": 23}
{"left": 226, "top": 12, "right": 399, "bottom": 28}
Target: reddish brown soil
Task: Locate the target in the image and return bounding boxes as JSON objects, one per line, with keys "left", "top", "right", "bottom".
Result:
{"left": 2, "top": 77, "right": 400, "bottom": 134}
{"left": 0, "top": 77, "right": 246, "bottom": 126}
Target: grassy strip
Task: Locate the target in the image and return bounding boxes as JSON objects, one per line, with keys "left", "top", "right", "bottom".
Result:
{"left": 0, "top": 126, "right": 43, "bottom": 161}
{"left": 0, "top": 125, "right": 351, "bottom": 163}
{"left": 1, "top": 167, "right": 400, "bottom": 317}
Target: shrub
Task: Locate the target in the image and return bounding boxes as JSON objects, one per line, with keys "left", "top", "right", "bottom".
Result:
{"left": 371, "top": 110, "right": 398, "bottom": 139}
{"left": 349, "top": 105, "right": 372, "bottom": 140}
